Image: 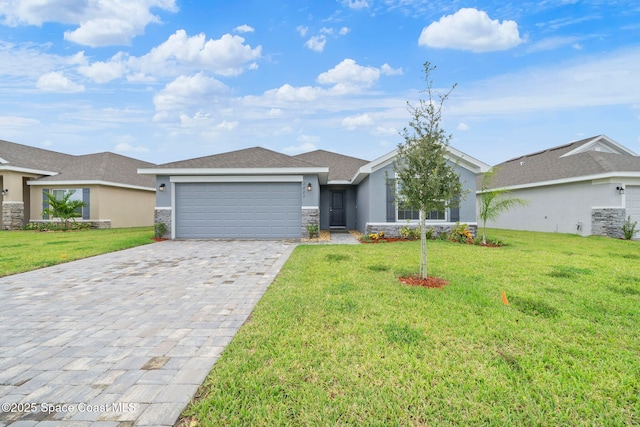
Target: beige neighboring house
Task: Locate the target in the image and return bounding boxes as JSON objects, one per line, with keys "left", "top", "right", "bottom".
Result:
{"left": 0, "top": 139, "right": 156, "bottom": 230}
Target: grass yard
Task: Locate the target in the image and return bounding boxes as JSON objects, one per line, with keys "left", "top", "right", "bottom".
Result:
{"left": 0, "top": 227, "right": 154, "bottom": 277}
{"left": 183, "top": 229, "right": 639, "bottom": 426}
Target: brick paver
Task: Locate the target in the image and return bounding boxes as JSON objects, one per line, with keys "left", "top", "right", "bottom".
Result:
{"left": 0, "top": 240, "right": 296, "bottom": 426}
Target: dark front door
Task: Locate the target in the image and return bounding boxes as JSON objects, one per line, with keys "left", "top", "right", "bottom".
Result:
{"left": 330, "top": 191, "right": 345, "bottom": 227}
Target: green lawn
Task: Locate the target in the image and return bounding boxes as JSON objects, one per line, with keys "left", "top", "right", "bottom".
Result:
{"left": 183, "top": 230, "right": 639, "bottom": 426}
{"left": 0, "top": 227, "right": 154, "bottom": 277}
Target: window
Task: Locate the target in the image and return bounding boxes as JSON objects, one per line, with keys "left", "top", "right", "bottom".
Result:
{"left": 43, "top": 188, "right": 90, "bottom": 220}
{"left": 391, "top": 178, "right": 446, "bottom": 222}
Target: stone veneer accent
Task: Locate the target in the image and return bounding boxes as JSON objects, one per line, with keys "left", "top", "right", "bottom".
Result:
{"left": 365, "top": 222, "right": 478, "bottom": 238}
{"left": 2, "top": 201, "right": 24, "bottom": 230}
{"left": 591, "top": 208, "right": 625, "bottom": 239}
{"left": 301, "top": 207, "right": 319, "bottom": 238}
{"left": 154, "top": 208, "right": 172, "bottom": 238}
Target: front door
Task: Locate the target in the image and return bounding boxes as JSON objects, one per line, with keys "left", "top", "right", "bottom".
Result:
{"left": 330, "top": 191, "right": 345, "bottom": 227}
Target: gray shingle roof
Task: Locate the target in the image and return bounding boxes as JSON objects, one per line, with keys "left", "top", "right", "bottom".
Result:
{"left": 153, "top": 147, "right": 321, "bottom": 169}
{"left": 293, "top": 150, "right": 369, "bottom": 181}
{"left": 34, "top": 152, "right": 155, "bottom": 188}
{"left": 486, "top": 136, "right": 640, "bottom": 188}
{"left": 1, "top": 139, "right": 155, "bottom": 188}
{"left": 0, "top": 138, "right": 74, "bottom": 172}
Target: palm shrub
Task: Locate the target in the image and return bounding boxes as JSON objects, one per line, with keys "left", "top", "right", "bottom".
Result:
{"left": 477, "top": 168, "right": 528, "bottom": 244}
{"left": 42, "top": 190, "right": 86, "bottom": 230}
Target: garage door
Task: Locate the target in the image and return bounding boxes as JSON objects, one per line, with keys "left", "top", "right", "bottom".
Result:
{"left": 175, "top": 182, "right": 301, "bottom": 239}
{"left": 626, "top": 186, "right": 640, "bottom": 234}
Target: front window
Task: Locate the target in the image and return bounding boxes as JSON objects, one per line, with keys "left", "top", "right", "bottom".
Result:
{"left": 43, "top": 188, "right": 88, "bottom": 220}
{"left": 394, "top": 179, "right": 446, "bottom": 222}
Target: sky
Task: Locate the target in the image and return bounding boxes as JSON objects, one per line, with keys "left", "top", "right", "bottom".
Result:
{"left": 0, "top": 0, "right": 639, "bottom": 166}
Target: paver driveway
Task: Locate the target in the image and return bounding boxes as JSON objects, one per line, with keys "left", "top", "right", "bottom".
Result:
{"left": 0, "top": 240, "right": 296, "bottom": 426}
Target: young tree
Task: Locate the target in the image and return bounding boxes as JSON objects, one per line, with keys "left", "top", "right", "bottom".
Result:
{"left": 477, "top": 168, "right": 528, "bottom": 244}
{"left": 394, "top": 62, "right": 464, "bottom": 279}
{"left": 42, "top": 190, "right": 86, "bottom": 229}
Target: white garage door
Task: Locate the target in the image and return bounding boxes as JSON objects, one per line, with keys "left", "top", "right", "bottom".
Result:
{"left": 626, "top": 186, "right": 640, "bottom": 231}
{"left": 175, "top": 182, "right": 301, "bottom": 239}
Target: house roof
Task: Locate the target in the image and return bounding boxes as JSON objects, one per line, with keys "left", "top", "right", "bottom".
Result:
{"left": 293, "top": 150, "right": 369, "bottom": 182}
{"left": 486, "top": 135, "right": 640, "bottom": 189}
{"left": 32, "top": 152, "right": 156, "bottom": 189}
{"left": 0, "top": 138, "right": 74, "bottom": 174}
{"left": 0, "top": 138, "right": 155, "bottom": 189}
{"left": 152, "top": 147, "right": 320, "bottom": 169}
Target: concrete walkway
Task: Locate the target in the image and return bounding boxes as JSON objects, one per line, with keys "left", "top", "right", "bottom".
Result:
{"left": 0, "top": 240, "right": 296, "bottom": 426}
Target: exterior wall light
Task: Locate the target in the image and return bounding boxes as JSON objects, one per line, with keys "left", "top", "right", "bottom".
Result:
{"left": 1, "top": 189, "right": 8, "bottom": 195}
{"left": 159, "top": 183, "right": 166, "bottom": 192}
{"left": 616, "top": 186, "right": 625, "bottom": 195}
{"left": 307, "top": 183, "right": 312, "bottom": 191}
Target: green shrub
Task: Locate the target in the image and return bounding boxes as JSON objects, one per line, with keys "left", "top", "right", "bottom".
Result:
{"left": 154, "top": 222, "right": 168, "bottom": 238}
{"left": 622, "top": 216, "right": 637, "bottom": 240}
{"left": 306, "top": 223, "right": 319, "bottom": 238}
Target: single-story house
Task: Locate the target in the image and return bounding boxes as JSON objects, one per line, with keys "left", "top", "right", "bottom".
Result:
{"left": 0, "top": 138, "right": 156, "bottom": 230}
{"left": 478, "top": 135, "right": 640, "bottom": 239}
{"left": 138, "top": 145, "right": 490, "bottom": 239}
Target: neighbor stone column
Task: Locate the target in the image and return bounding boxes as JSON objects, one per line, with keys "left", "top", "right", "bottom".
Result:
{"left": 2, "top": 201, "right": 24, "bottom": 230}
{"left": 592, "top": 208, "right": 625, "bottom": 239}
{"left": 301, "top": 207, "right": 319, "bottom": 238}
{"left": 154, "top": 208, "right": 172, "bottom": 238}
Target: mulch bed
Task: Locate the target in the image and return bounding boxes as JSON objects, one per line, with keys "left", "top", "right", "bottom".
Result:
{"left": 399, "top": 275, "right": 449, "bottom": 288}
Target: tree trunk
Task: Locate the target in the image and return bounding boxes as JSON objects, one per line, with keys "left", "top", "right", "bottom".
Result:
{"left": 482, "top": 220, "right": 487, "bottom": 245}
{"left": 420, "top": 209, "right": 427, "bottom": 279}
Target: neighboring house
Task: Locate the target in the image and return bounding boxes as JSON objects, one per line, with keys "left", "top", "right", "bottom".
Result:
{"left": 138, "top": 145, "right": 490, "bottom": 239}
{"left": 478, "top": 135, "right": 640, "bottom": 239}
{"left": 0, "top": 139, "right": 156, "bottom": 230}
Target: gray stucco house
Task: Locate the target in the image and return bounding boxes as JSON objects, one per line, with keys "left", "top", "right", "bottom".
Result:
{"left": 478, "top": 135, "right": 640, "bottom": 239}
{"left": 138, "top": 145, "right": 490, "bottom": 239}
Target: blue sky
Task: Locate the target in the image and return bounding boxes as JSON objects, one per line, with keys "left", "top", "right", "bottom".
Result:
{"left": 0, "top": 0, "right": 639, "bottom": 165}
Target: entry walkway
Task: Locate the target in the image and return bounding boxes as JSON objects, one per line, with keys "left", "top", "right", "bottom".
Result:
{"left": 0, "top": 240, "right": 295, "bottom": 426}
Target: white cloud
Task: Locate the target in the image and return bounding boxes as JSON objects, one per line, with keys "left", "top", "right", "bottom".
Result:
{"left": 305, "top": 35, "right": 327, "bottom": 52}
{"left": 342, "top": 0, "right": 369, "bottom": 10}
{"left": 283, "top": 141, "right": 317, "bottom": 154}
{"left": 374, "top": 126, "right": 398, "bottom": 136}
{"left": 381, "top": 63, "right": 403, "bottom": 76}
{"left": 296, "top": 25, "right": 309, "bottom": 37}
{"left": 339, "top": 27, "right": 350, "bottom": 36}
{"left": 78, "top": 57, "right": 126, "bottom": 83}
{"left": 215, "top": 120, "right": 239, "bottom": 131}
{"left": 419, "top": 8, "right": 523, "bottom": 53}
{"left": 0, "top": 116, "right": 41, "bottom": 127}
{"left": 137, "top": 30, "right": 262, "bottom": 77}
{"left": 2, "top": 0, "right": 181, "bottom": 47}
{"left": 317, "top": 59, "right": 381, "bottom": 88}
{"left": 153, "top": 72, "right": 228, "bottom": 119}
{"left": 342, "top": 113, "right": 374, "bottom": 130}
{"left": 268, "top": 108, "right": 283, "bottom": 116}
{"left": 234, "top": 24, "right": 254, "bottom": 33}
{"left": 457, "top": 122, "right": 470, "bottom": 131}
{"left": 36, "top": 71, "right": 84, "bottom": 92}
{"left": 115, "top": 142, "right": 150, "bottom": 153}
{"left": 264, "top": 84, "right": 322, "bottom": 103}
